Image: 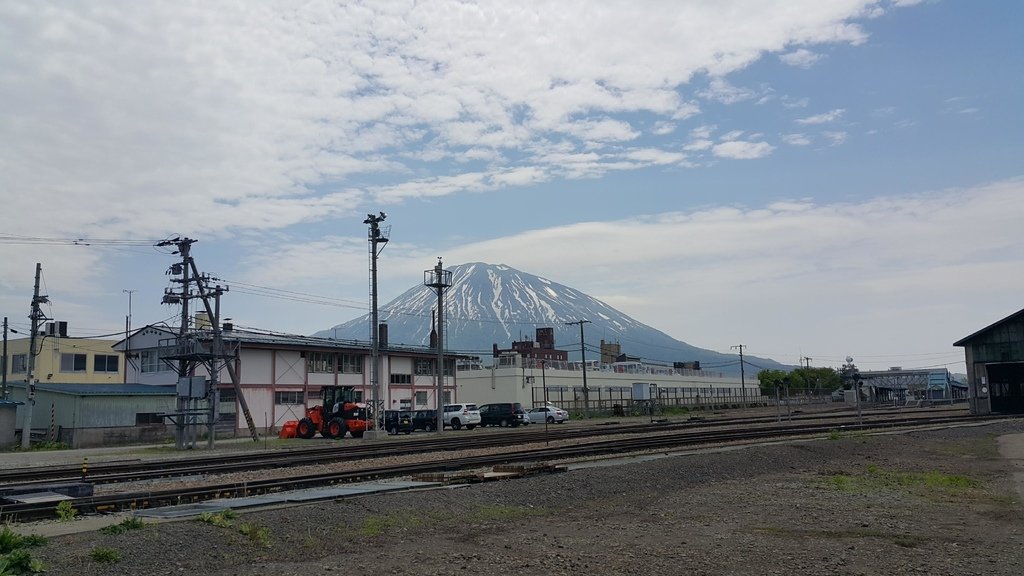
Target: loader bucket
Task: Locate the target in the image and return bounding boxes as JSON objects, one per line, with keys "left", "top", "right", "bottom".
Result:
{"left": 279, "top": 420, "right": 298, "bottom": 439}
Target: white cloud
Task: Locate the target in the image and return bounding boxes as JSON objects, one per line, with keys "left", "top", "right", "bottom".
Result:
{"left": 651, "top": 121, "right": 677, "bottom": 136}
{"left": 822, "top": 131, "right": 848, "bottom": 146}
{"left": 0, "top": 1, "right": 897, "bottom": 239}
{"left": 782, "top": 133, "right": 812, "bottom": 146}
{"left": 797, "top": 108, "right": 846, "bottom": 124}
{"left": 698, "top": 78, "right": 758, "bottom": 104}
{"left": 437, "top": 178, "right": 1024, "bottom": 371}
{"left": 712, "top": 141, "right": 776, "bottom": 159}
{"left": 684, "top": 139, "right": 714, "bottom": 152}
{"left": 779, "top": 48, "right": 824, "bottom": 68}
{"left": 782, "top": 96, "right": 810, "bottom": 109}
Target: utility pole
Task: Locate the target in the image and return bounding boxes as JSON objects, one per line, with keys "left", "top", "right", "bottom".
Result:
{"left": 731, "top": 344, "right": 746, "bottom": 407}
{"left": 22, "top": 263, "right": 48, "bottom": 449}
{"left": 159, "top": 237, "right": 258, "bottom": 448}
{"left": 364, "top": 212, "right": 389, "bottom": 438}
{"left": 565, "top": 320, "right": 591, "bottom": 418}
{"left": 2, "top": 317, "right": 8, "bottom": 399}
{"left": 123, "top": 289, "right": 135, "bottom": 384}
{"left": 424, "top": 258, "right": 451, "bottom": 434}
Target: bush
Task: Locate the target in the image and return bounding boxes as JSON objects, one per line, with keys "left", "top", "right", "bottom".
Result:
{"left": 100, "top": 517, "right": 146, "bottom": 535}
{"left": 1, "top": 549, "right": 45, "bottom": 574}
{"left": 54, "top": 501, "right": 77, "bottom": 522}
{"left": 89, "top": 547, "right": 121, "bottom": 564}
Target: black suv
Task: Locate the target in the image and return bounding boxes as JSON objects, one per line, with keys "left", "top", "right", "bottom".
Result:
{"left": 383, "top": 410, "right": 414, "bottom": 435}
{"left": 411, "top": 409, "right": 439, "bottom": 432}
{"left": 478, "top": 402, "right": 527, "bottom": 427}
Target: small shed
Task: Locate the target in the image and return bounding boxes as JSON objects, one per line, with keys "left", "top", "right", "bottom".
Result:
{"left": 0, "top": 400, "right": 24, "bottom": 449}
{"left": 6, "top": 383, "right": 177, "bottom": 448}
{"left": 954, "top": 308, "right": 1024, "bottom": 414}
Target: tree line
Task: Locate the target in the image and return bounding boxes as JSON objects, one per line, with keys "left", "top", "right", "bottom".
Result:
{"left": 756, "top": 367, "right": 842, "bottom": 395}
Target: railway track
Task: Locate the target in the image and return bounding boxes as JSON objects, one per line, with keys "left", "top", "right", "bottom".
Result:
{"left": 0, "top": 406, "right": 970, "bottom": 487}
{"left": 0, "top": 410, "right": 1005, "bottom": 523}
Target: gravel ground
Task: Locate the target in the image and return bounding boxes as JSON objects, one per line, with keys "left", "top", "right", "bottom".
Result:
{"left": 20, "top": 420, "right": 1024, "bottom": 576}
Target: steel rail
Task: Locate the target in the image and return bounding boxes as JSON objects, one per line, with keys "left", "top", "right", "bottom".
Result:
{"left": 0, "top": 413, "right": 1006, "bottom": 523}
{"left": 0, "top": 408, "right": 975, "bottom": 486}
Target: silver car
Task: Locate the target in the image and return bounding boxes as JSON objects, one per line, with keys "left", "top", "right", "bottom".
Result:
{"left": 527, "top": 405, "right": 569, "bottom": 424}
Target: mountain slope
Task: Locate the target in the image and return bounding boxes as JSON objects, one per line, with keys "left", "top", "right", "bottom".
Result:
{"left": 316, "top": 262, "right": 787, "bottom": 376}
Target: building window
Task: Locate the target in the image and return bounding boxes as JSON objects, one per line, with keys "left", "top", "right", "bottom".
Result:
{"left": 11, "top": 354, "right": 27, "bottom": 374}
{"left": 140, "top": 349, "right": 171, "bottom": 373}
{"left": 308, "top": 352, "right": 335, "bottom": 374}
{"left": 389, "top": 373, "right": 412, "bottom": 385}
{"left": 135, "top": 413, "right": 163, "bottom": 425}
{"left": 340, "top": 354, "right": 363, "bottom": 374}
{"left": 94, "top": 355, "right": 119, "bottom": 373}
{"left": 415, "top": 391, "right": 428, "bottom": 406}
{"left": 415, "top": 359, "right": 434, "bottom": 375}
{"left": 275, "top": 391, "right": 303, "bottom": 405}
{"left": 60, "top": 353, "right": 87, "bottom": 373}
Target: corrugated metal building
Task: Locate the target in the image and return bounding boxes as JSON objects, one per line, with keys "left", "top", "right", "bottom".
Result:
{"left": 954, "top": 308, "right": 1024, "bottom": 414}
{"left": 6, "top": 382, "right": 175, "bottom": 447}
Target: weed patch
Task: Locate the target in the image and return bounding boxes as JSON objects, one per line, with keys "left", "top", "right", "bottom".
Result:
{"left": 468, "top": 504, "right": 547, "bottom": 522}
{"left": 100, "top": 517, "right": 146, "bottom": 535}
{"left": 238, "top": 523, "right": 271, "bottom": 548}
{"left": 89, "top": 547, "right": 122, "bottom": 564}
{"left": 823, "top": 464, "right": 980, "bottom": 498}
{"left": 55, "top": 501, "right": 77, "bottom": 522}
{"left": 197, "top": 509, "right": 237, "bottom": 528}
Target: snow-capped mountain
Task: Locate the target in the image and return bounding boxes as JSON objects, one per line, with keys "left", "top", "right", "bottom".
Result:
{"left": 316, "top": 262, "right": 786, "bottom": 376}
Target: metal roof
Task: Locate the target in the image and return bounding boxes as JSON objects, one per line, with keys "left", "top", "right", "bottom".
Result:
{"left": 4, "top": 382, "right": 175, "bottom": 396}
{"left": 953, "top": 307, "right": 1024, "bottom": 346}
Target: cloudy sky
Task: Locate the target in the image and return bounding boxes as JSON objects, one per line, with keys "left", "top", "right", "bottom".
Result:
{"left": 1, "top": 0, "right": 1021, "bottom": 373}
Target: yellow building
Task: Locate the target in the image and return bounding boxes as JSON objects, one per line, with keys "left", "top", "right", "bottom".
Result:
{"left": 3, "top": 322, "right": 124, "bottom": 387}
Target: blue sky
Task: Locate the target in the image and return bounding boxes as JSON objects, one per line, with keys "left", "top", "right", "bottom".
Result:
{"left": 1, "top": 0, "right": 1021, "bottom": 373}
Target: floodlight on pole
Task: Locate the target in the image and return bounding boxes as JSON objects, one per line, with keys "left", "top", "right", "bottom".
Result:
{"left": 424, "top": 258, "right": 452, "bottom": 434}
{"left": 365, "top": 212, "right": 389, "bottom": 438}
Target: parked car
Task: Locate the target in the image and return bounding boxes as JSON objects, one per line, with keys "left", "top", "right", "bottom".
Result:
{"left": 383, "top": 410, "right": 414, "bottom": 435}
{"left": 411, "top": 409, "right": 439, "bottom": 432}
{"left": 442, "top": 403, "right": 481, "bottom": 430}
{"left": 527, "top": 405, "right": 569, "bottom": 424}
{"left": 478, "top": 402, "right": 528, "bottom": 427}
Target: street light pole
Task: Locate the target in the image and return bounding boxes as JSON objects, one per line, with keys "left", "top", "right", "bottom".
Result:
{"left": 424, "top": 258, "right": 452, "bottom": 434}
{"left": 364, "top": 212, "right": 389, "bottom": 438}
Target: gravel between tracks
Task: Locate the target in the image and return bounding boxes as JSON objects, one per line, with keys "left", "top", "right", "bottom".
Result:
{"left": 23, "top": 420, "right": 1024, "bottom": 576}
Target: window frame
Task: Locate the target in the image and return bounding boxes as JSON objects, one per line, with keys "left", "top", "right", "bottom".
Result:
{"left": 93, "top": 354, "right": 119, "bottom": 373}
{"left": 307, "top": 352, "right": 336, "bottom": 374}
{"left": 60, "top": 353, "right": 87, "bottom": 373}
{"left": 11, "top": 354, "right": 27, "bottom": 374}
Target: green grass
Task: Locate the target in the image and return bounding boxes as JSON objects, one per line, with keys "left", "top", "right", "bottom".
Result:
{"left": 929, "top": 433, "right": 1002, "bottom": 460}
{"left": 100, "top": 517, "right": 146, "bottom": 535}
{"left": 197, "top": 509, "right": 237, "bottom": 528}
{"left": 0, "top": 527, "right": 46, "bottom": 555}
{"left": 238, "top": 522, "right": 271, "bottom": 548}
{"left": 9, "top": 441, "right": 71, "bottom": 453}
{"left": 358, "top": 513, "right": 428, "bottom": 537}
{"left": 89, "top": 547, "right": 122, "bottom": 564}
{"left": 824, "top": 464, "right": 979, "bottom": 496}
